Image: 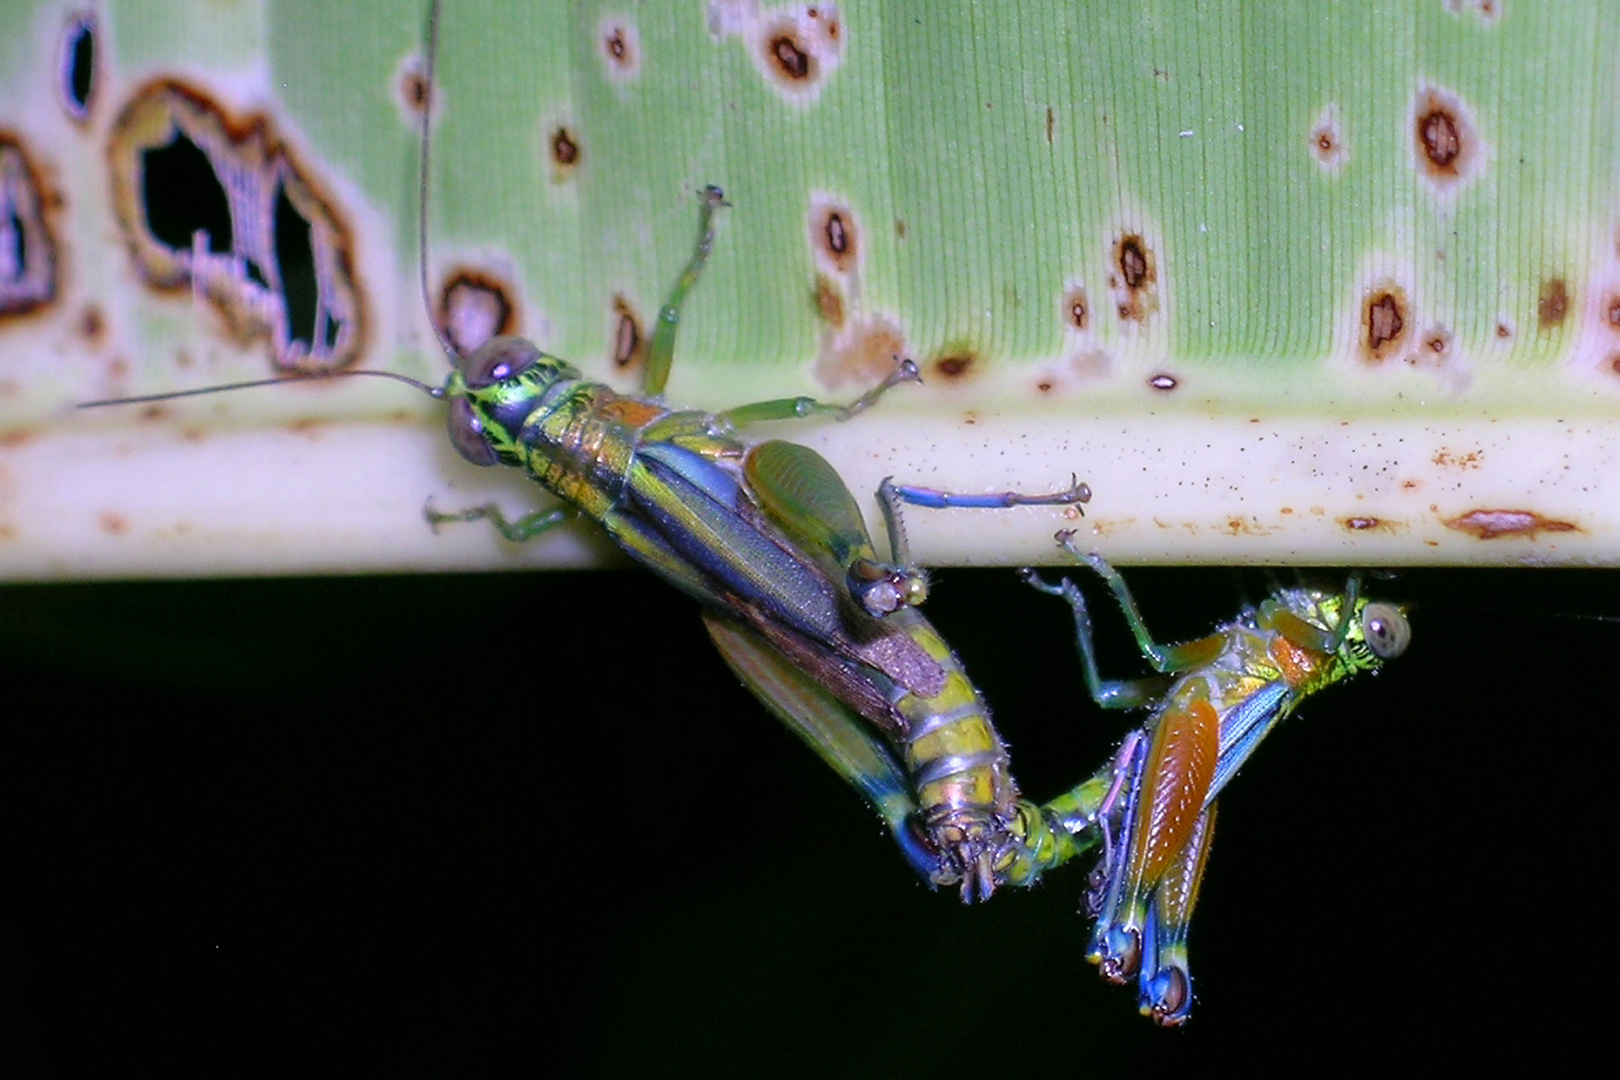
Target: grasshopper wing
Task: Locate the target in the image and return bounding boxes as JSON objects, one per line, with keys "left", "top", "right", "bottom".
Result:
{"left": 702, "top": 611, "right": 942, "bottom": 882}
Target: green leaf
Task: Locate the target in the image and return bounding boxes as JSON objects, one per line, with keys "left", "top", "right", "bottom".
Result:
{"left": 2, "top": 0, "right": 1616, "bottom": 578}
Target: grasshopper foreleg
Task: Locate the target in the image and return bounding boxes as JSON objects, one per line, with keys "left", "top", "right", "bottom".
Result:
{"left": 1051, "top": 536, "right": 1227, "bottom": 674}
{"left": 1019, "top": 568, "right": 1172, "bottom": 710}
{"left": 424, "top": 499, "right": 576, "bottom": 542}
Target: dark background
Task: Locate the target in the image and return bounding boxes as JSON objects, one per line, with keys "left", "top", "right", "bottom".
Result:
{"left": 6, "top": 564, "right": 1609, "bottom": 1073}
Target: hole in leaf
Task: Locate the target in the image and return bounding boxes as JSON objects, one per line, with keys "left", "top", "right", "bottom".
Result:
{"left": 140, "top": 133, "right": 232, "bottom": 254}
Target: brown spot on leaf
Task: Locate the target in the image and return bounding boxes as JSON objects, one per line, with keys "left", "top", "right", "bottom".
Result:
{"left": 933, "top": 351, "right": 976, "bottom": 381}
{"left": 768, "top": 31, "right": 812, "bottom": 81}
{"left": 80, "top": 304, "right": 105, "bottom": 345}
{"left": 1309, "top": 106, "right": 1345, "bottom": 172}
{"left": 1119, "top": 237, "right": 1150, "bottom": 289}
{"left": 1411, "top": 84, "right": 1484, "bottom": 192}
{"left": 1443, "top": 508, "right": 1578, "bottom": 540}
{"left": 100, "top": 512, "right": 129, "bottom": 536}
{"left": 815, "top": 315, "right": 908, "bottom": 388}
{"left": 437, "top": 269, "right": 517, "bottom": 356}
{"left": 1148, "top": 373, "right": 1178, "bottom": 391}
{"left": 399, "top": 63, "right": 429, "bottom": 116}
{"left": 813, "top": 274, "right": 845, "bottom": 328}
{"left": 811, "top": 203, "right": 858, "bottom": 273}
{"left": 1063, "top": 287, "right": 1089, "bottom": 331}
{"left": 1538, "top": 278, "right": 1569, "bottom": 328}
{"left": 550, "top": 127, "right": 580, "bottom": 178}
{"left": 1606, "top": 294, "right": 1620, "bottom": 329}
{"left": 1418, "top": 110, "right": 1460, "bottom": 170}
{"left": 597, "top": 18, "right": 641, "bottom": 80}
{"left": 611, "top": 294, "right": 644, "bottom": 370}
{"left": 1362, "top": 286, "right": 1409, "bottom": 362}
{"left": 1111, "top": 234, "right": 1157, "bottom": 322}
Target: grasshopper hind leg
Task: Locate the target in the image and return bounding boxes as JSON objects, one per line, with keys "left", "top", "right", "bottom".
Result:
{"left": 879, "top": 476, "right": 1090, "bottom": 570}
{"left": 1135, "top": 801, "right": 1215, "bottom": 1026}
{"left": 743, "top": 439, "right": 929, "bottom": 617}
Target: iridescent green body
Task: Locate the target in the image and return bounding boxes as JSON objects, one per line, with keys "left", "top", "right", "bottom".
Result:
{"left": 1025, "top": 544, "right": 1410, "bottom": 1024}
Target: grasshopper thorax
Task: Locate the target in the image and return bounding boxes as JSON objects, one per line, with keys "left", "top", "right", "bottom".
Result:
{"left": 443, "top": 334, "right": 582, "bottom": 467}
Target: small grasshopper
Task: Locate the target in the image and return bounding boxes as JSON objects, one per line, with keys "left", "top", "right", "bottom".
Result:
{"left": 83, "top": 2, "right": 1089, "bottom": 902}
{"left": 1022, "top": 535, "right": 1410, "bottom": 1024}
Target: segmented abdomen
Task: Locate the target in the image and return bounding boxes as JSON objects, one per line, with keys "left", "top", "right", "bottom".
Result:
{"left": 890, "top": 614, "right": 1018, "bottom": 900}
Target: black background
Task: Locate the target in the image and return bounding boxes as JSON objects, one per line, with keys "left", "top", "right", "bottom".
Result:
{"left": 7, "top": 563, "right": 1610, "bottom": 1073}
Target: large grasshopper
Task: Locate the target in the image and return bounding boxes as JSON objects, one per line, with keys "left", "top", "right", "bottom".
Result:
{"left": 1023, "top": 537, "right": 1411, "bottom": 1023}
{"left": 84, "top": 3, "right": 1088, "bottom": 902}
{"left": 418, "top": 184, "right": 1091, "bottom": 898}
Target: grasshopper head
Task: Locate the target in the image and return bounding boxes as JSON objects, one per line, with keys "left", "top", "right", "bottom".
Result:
{"left": 442, "top": 335, "right": 580, "bottom": 467}
{"left": 1315, "top": 592, "right": 1410, "bottom": 670}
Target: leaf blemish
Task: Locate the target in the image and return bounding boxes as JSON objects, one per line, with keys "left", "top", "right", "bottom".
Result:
{"left": 813, "top": 274, "right": 845, "bottom": 328}
{"left": 399, "top": 62, "right": 429, "bottom": 116}
{"left": 437, "top": 269, "right": 518, "bottom": 356}
{"left": 1443, "top": 508, "right": 1578, "bottom": 540}
{"left": 549, "top": 127, "right": 581, "bottom": 176}
{"left": 597, "top": 16, "right": 642, "bottom": 82}
{"left": 1538, "top": 278, "right": 1569, "bottom": 328}
{"left": 1411, "top": 83, "right": 1485, "bottom": 194}
{"left": 611, "top": 294, "right": 644, "bottom": 370}
{"left": 809, "top": 198, "right": 859, "bottom": 274}
{"left": 0, "top": 133, "right": 59, "bottom": 321}
{"left": 1308, "top": 104, "right": 1345, "bottom": 173}
{"left": 1111, "top": 234, "right": 1157, "bottom": 322}
{"left": 108, "top": 80, "right": 366, "bottom": 371}
{"left": 1361, "top": 286, "right": 1409, "bottom": 362}
{"left": 933, "top": 350, "right": 976, "bottom": 381}
{"left": 814, "top": 314, "right": 908, "bottom": 389}
{"left": 769, "top": 31, "right": 812, "bottom": 80}
{"left": 712, "top": 3, "right": 843, "bottom": 103}
{"left": 1064, "top": 287, "right": 1089, "bottom": 331}
{"left": 59, "top": 12, "right": 97, "bottom": 124}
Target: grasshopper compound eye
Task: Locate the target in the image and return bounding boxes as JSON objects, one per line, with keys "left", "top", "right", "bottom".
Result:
{"left": 1361, "top": 602, "right": 1410, "bottom": 659}
{"left": 458, "top": 335, "right": 541, "bottom": 389}
{"left": 445, "top": 396, "right": 500, "bottom": 465}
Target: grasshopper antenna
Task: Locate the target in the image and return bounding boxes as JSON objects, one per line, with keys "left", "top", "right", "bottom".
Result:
{"left": 419, "top": 0, "right": 459, "bottom": 361}
{"left": 79, "top": 368, "right": 443, "bottom": 409}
